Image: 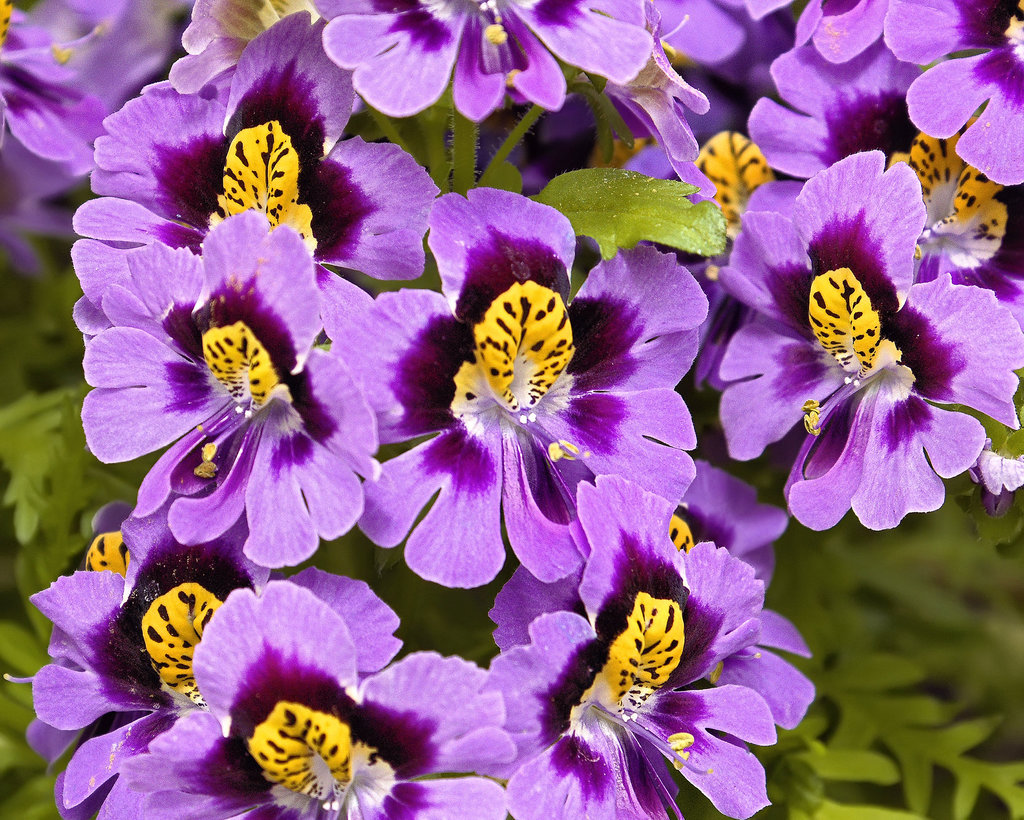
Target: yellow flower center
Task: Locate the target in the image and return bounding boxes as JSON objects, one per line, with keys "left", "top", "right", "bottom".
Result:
{"left": 0, "top": 0, "right": 11, "bottom": 54}
{"left": 808, "top": 267, "right": 891, "bottom": 377}
{"left": 212, "top": 120, "right": 316, "bottom": 251}
{"left": 248, "top": 701, "right": 352, "bottom": 801}
{"left": 669, "top": 513, "right": 695, "bottom": 552}
{"left": 600, "top": 592, "right": 685, "bottom": 710}
{"left": 452, "top": 281, "right": 574, "bottom": 418}
{"left": 141, "top": 583, "right": 223, "bottom": 705}
{"left": 697, "top": 132, "right": 775, "bottom": 240}
{"left": 85, "top": 531, "right": 129, "bottom": 575}
{"left": 203, "top": 320, "right": 284, "bottom": 408}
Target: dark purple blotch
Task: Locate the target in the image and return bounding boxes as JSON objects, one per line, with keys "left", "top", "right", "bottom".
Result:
{"left": 455, "top": 228, "right": 569, "bottom": 325}
{"left": 566, "top": 296, "right": 641, "bottom": 393}
{"left": 886, "top": 304, "right": 964, "bottom": 398}
{"left": 152, "top": 135, "right": 229, "bottom": 235}
{"left": 420, "top": 427, "right": 497, "bottom": 494}
{"left": 305, "top": 157, "right": 376, "bottom": 263}
{"left": 825, "top": 92, "right": 916, "bottom": 164}
{"left": 393, "top": 314, "right": 475, "bottom": 437}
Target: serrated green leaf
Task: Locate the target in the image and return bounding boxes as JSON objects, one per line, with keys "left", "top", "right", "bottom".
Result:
{"left": 815, "top": 799, "right": 925, "bottom": 820}
{"left": 533, "top": 168, "right": 727, "bottom": 258}
{"left": 893, "top": 748, "right": 933, "bottom": 814}
{"left": 803, "top": 748, "right": 900, "bottom": 785}
{"left": 953, "top": 775, "right": 981, "bottom": 820}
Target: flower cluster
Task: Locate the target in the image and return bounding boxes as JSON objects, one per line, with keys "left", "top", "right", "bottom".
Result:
{"left": 11, "top": 0, "right": 1024, "bottom": 818}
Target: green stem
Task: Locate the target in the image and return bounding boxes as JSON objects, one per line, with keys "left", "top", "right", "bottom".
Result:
{"left": 367, "top": 107, "right": 413, "bottom": 158}
{"left": 421, "top": 113, "right": 451, "bottom": 191}
{"left": 478, "top": 105, "right": 544, "bottom": 188}
{"left": 451, "top": 110, "right": 479, "bottom": 195}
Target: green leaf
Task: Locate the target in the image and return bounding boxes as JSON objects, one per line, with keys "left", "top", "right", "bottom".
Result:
{"left": 533, "top": 168, "right": 727, "bottom": 259}
{"left": 479, "top": 161, "right": 522, "bottom": 194}
{"left": 816, "top": 800, "right": 925, "bottom": 820}
{"left": 802, "top": 748, "right": 900, "bottom": 785}
{"left": 0, "top": 621, "right": 47, "bottom": 677}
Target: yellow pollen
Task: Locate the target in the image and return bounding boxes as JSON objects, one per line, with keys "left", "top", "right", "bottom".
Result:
{"left": 85, "top": 531, "right": 129, "bottom": 576}
{"left": 709, "top": 661, "right": 724, "bottom": 684}
{"left": 669, "top": 731, "right": 694, "bottom": 769}
{"left": 548, "top": 440, "right": 588, "bottom": 462}
{"left": 51, "top": 44, "right": 73, "bottom": 64}
{"left": 484, "top": 23, "right": 507, "bottom": 45}
{"left": 194, "top": 442, "right": 218, "bottom": 479}
{"left": 802, "top": 399, "right": 822, "bottom": 436}
{"left": 506, "top": 69, "right": 520, "bottom": 87}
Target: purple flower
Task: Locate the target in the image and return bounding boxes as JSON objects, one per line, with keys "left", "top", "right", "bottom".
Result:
{"left": 172, "top": 0, "right": 321, "bottom": 92}
{"left": 897, "top": 126, "right": 1024, "bottom": 329}
{"left": 690, "top": 131, "right": 801, "bottom": 389}
{"left": 0, "top": 140, "right": 78, "bottom": 275}
{"left": 671, "top": 460, "right": 787, "bottom": 580}
{"left": 75, "top": 11, "right": 437, "bottom": 300}
{"left": 604, "top": 3, "right": 710, "bottom": 188}
{"left": 719, "top": 151, "right": 1024, "bottom": 530}
{"left": 81, "top": 212, "right": 379, "bottom": 567}
{"left": 319, "top": 0, "right": 653, "bottom": 121}
{"left": 29, "top": 510, "right": 268, "bottom": 818}
{"left": 330, "top": 188, "right": 706, "bottom": 588}
{"left": 487, "top": 476, "right": 778, "bottom": 820}
{"left": 886, "top": 0, "right": 1024, "bottom": 184}
{"left": 970, "top": 438, "right": 1024, "bottom": 516}
{"left": 670, "top": 462, "right": 814, "bottom": 730}
{"left": 120, "top": 580, "right": 512, "bottom": 819}
{"left": 748, "top": 40, "right": 918, "bottom": 179}
{"left": 794, "top": 0, "right": 891, "bottom": 64}
{"left": 31, "top": 0, "right": 191, "bottom": 112}
{"left": 0, "top": 7, "right": 105, "bottom": 174}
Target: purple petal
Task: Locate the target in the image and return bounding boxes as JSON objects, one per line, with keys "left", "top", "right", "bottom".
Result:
{"left": 314, "top": 137, "right": 436, "bottom": 278}
{"left": 193, "top": 581, "right": 359, "bottom": 721}
{"left": 225, "top": 13, "right": 352, "bottom": 156}
{"left": 428, "top": 189, "right": 575, "bottom": 322}
{"left": 360, "top": 652, "right": 515, "bottom": 774}
{"left": 289, "top": 568, "right": 401, "bottom": 675}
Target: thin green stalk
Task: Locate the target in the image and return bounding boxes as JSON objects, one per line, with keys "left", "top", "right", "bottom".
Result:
{"left": 451, "top": 110, "right": 479, "bottom": 195}
{"left": 367, "top": 107, "right": 413, "bottom": 158}
{"left": 478, "top": 104, "right": 544, "bottom": 188}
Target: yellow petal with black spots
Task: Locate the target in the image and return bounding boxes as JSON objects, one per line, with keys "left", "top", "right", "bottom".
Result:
{"left": 931, "top": 166, "right": 1007, "bottom": 266}
{"left": 697, "top": 132, "right": 775, "bottom": 239}
{"left": 471, "top": 281, "right": 574, "bottom": 412}
{"left": 669, "top": 513, "right": 694, "bottom": 552}
{"left": 601, "top": 592, "right": 685, "bottom": 708}
{"left": 85, "top": 531, "right": 129, "bottom": 576}
{"left": 142, "top": 583, "right": 223, "bottom": 705}
{"left": 0, "top": 0, "right": 11, "bottom": 54}
{"left": 214, "top": 121, "right": 315, "bottom": 250}
{"left": 808, "top": 267, "right": 882, "bottom": 376}
{"left": 203, "top": 320, "right": 282, "bottom": 407}
{"left": 248, "top": 701, "right": 351, "bottom": 799}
